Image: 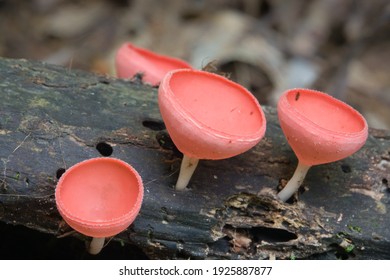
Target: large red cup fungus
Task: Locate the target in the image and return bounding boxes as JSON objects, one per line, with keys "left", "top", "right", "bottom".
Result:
{"left": 277, "top": 88, "right": 368, "bottom": 202}
{"left": 55, "top": 157, "right": 143, "bottom": 254}
{"left": 115, "top": 42, "right": 192, "bottom": 86}
{"left": 158, "top": 69, "right": 266, "bottom": 190}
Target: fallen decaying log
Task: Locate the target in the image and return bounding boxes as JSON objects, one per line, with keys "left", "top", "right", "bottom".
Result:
{"left": 0, "top": 57, "right": 389, "bottom": 259}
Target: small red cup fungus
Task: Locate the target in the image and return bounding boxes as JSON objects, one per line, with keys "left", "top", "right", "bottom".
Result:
{"left": 158, "top": 69, "right": 266, "bottom": 190}
{"left": 55, "top": 157, "right": 143, "bottom": 254}
{"left": 277, "top": 88, "right": 368, "bottom": 202}
{"left": 115, "top": 42, "right": 192, "bottom": 86}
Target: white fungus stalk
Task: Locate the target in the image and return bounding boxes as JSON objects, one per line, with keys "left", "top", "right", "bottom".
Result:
{"left": 175, "top": 155, "right": 199, "bottom": 191}
{"left": 277, "top": 161, "right": 311, "bottom": 202}
{"left": 88, "top": 237, "right": 105, "bottom": 255}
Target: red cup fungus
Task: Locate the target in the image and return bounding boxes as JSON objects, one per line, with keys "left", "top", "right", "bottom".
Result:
{"left": 115, "top": 42, "right": 192, "bottom": 86}
{"left": 158, "top": 69, "right": 266, "bottom": 190}
{"left": 55, "top": 157, "right": 143, "bottom": 254}
{"left": 277, "top": 88, "right": 368, "bottom": 202}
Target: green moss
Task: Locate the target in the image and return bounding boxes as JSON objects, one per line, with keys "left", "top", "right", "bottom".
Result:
{"left": 336, "top": 232, "right": 347, "bottom": 238}
{"left": 29, "top": 97, "right": 50, "bottom": 108}
{"left": 347, "top": 224, "right": 362, "bottom": 233}
{"left": 345, "top": 244, "right": 355, "bottom": 253}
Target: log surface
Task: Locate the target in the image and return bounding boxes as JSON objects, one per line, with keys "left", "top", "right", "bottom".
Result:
{"left": 0, "top": 58, "right": 389, "bottom": 259}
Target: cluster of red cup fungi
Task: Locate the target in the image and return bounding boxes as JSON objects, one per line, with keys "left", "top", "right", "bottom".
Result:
{"left": 54, "top": 42, "right": 368, "bottom": 254}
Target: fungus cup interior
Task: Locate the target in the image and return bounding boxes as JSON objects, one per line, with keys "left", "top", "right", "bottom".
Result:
{"left": 170, "top": 70, "right": 264, "bottom": 137}
{"left": 115, "top": 43, "right": 192, "bottom": 85}
{"left": 55, "top": 158, "right": 143, "bottom": 238}
{"left": 285, "top": 89, "right": 366, "bottom": 134}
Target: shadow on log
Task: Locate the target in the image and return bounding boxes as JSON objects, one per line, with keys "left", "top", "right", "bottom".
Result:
{"left": 0, "top": 58, "right": 389, "bottom": 259}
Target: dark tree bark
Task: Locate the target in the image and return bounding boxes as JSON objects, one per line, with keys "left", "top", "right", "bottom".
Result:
{"left": 0, "top": 58, "right": 389, "bottom": 259}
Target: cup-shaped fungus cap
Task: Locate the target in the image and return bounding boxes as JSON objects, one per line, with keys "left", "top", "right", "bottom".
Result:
{"left": 158, "top": 69, "right": 266, "bottom": 160}
{"left": 277, "top": 88, "right": 368, "bottom": 166}
{"left": 55, "top": 158, "right": 143, "bottom": 238}
{"left": 115, "top": 42, "right": 192, "bottom": 85}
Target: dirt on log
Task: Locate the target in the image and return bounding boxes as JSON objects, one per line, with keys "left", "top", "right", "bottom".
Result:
{"left": 0, "top": 57, "right": 389, "bottom": 259}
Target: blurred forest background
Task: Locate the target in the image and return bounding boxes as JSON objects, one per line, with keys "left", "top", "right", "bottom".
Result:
{"left": 0, "top": 0, "right": 389, "bottom": 129}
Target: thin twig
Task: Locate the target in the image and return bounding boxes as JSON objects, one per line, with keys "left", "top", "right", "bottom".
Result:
{"left": 144, "top": 169, "right": 179, "bottom": 186}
